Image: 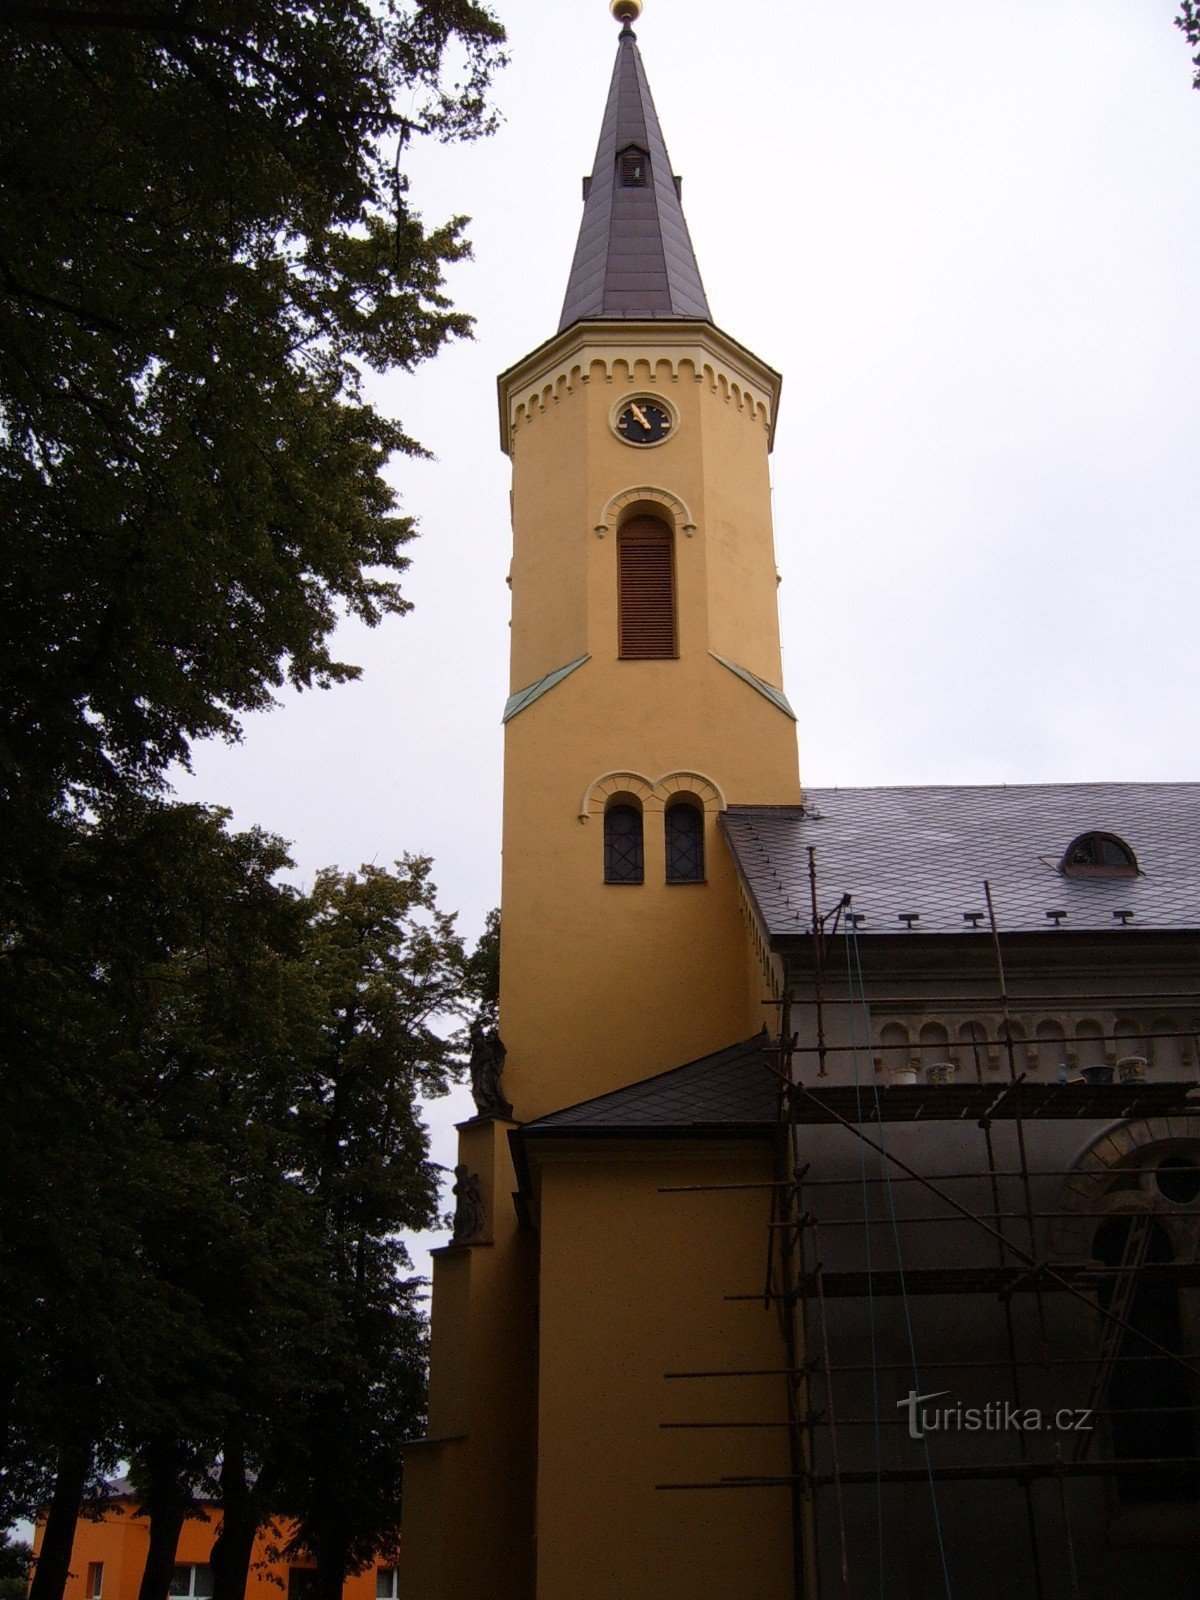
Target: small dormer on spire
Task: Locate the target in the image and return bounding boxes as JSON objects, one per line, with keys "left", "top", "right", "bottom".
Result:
{"left": 558, "top": 3, "right": 711, "bottom": 330}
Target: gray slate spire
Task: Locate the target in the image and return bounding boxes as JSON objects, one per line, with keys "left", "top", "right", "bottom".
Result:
{"left": 558, "top": 20, "right": 711, "bottom": 330}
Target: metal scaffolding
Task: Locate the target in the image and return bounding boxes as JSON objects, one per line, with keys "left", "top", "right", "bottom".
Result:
{"left": 659, "top": 859, "right": 1200, "bottom": 1600}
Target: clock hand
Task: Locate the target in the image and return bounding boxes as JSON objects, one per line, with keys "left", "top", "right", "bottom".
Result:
{"left": 630, "top": 402, "right": 650, "bottom": 428}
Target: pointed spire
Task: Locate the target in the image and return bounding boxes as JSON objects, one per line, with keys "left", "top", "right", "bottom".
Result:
{"left": 558, "top": 5, "right": 711, "bottom": 330}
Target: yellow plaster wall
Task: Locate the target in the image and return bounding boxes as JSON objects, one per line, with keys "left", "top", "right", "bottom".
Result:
{"left": 698, "top": 386, "right": 786, "bottom": 683}
{"left": 507, "top": 397, "right": 590, "bottom": 691}
{"left": 499, "top": 326, "right": 799, "bottom": 1123}
{"left": 403, "top": 1119, "right": 538, "bottom": 1600}
{"left": 405, "top": 321, "right": 797, "bottom": 1597}
{"left": 533, "top": 1144, "right": 793, "bottom": 1599}
{"left": 500, "top": 663, "right": 792, "bottom": 1121}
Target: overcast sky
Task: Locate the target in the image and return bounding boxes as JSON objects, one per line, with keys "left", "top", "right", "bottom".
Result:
{"left": 175, "top": 0, "right": 1200, "bottom": 1269}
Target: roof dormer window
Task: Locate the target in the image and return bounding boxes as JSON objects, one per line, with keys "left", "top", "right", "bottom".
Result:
{"left": 1059, "top": 831, "right": 1138, "bottom": 879}
{"left": 619, "top": 146, "right": 649, "bottom": 187}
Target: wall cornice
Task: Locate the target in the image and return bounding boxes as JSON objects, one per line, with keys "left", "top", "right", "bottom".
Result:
{"left": 496, "top": 319, "right": 783, "bottom": 456}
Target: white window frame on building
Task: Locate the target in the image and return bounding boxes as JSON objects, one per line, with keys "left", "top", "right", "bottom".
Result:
{"left": 169, "top": 1566, "right": 213, "bottom": 1600}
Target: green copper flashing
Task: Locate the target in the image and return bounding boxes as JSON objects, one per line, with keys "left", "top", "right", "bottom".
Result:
{"left": 709, "top": 653, "right": 796, "bottom": 721}
{"left": 503, "top": 655, "right": 591, "bottom": 724}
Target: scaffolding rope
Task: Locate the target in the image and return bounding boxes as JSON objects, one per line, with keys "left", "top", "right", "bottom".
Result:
{"left": 844, "top": 922, "right": 886, "bottom": 1600}
{"left": 848, "top": 918, "right": 956, "bottom": 1600}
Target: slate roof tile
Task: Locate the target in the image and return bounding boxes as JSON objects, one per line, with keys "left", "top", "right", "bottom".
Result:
{"left": 559, "top": 23, "right": 710, "bottom": 328}
{"left": 721, "top": 784, "right": 1200, "bottom": 939}
{"left": 520, "top": 1033, "right": 778, "bottom": 1136}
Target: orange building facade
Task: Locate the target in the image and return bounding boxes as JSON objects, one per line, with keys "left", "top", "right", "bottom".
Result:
{"left": 33, "top": 1493, "right": 394, "bottom": 1600}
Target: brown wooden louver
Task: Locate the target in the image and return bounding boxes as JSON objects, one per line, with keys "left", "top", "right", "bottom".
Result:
{"left": 618, "top": 516, "right": 676, "bottom": 659}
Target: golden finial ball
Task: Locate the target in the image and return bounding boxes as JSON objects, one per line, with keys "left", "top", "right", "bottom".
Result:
{"left": 611, "top": 0, "right": 643, "bottom": 25}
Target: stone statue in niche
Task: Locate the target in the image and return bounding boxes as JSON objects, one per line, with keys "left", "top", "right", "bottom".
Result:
{"left": 452, "top": 1164, "right": 485, "bottom": 1243}
{"left": 469, "top": 1018, "right": 512, "bottom": 1118}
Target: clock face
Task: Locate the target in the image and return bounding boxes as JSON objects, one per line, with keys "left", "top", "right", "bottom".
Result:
{"left": 615, "top": 397, "right": 673, "bottom": 445}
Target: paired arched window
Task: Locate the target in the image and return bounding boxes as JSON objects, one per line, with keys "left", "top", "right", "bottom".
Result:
{"left": 603, "top": 796, "right": 705, "bottom": 884}
{"left": 604, "top": 799, "right": 644, "bottom": 884}
{"left": 617, "top": 516, "right": 676, "bottom": 660}
{"left": 665, "top": 798, "right": 705, "bottom": 883}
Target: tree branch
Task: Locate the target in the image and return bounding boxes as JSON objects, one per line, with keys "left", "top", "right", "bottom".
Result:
{"left": 0, "top": 258, "right": 128, "bottom": 338}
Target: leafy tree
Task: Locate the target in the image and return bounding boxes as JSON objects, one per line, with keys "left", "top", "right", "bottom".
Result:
{"left": 0, "top": 0, "right": 505, "bottom": 819}
{"left": 1180, "top": 2, "right": 1200, "bottom": 87}
{"left": 2, "top": 811, "right": 479, "bottom": 1600}
{"left": 275, "top": 861, "right": 469, "bottom": 1600}
{"left": 0, "top": 6, "right": 504, "bottom": 1591}
{"left": 0, "top": 1539, "right": 33, "bottom": 1600}
{"left": 0, "top": 799, "right": 310, "bottom": 1600}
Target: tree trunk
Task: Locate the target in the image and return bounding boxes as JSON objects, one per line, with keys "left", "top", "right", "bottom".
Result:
{"left": 313, "top": 1539, "right": 349, "bottom": 1600}
{"left": 28, "top": 1439, "right": 91, "bottom": 1600}
{"left": 135, "top": 1438, "right": 190, "bottom": 1600}
{"left": 209, "top": 1437, "right": 262, "bottom": 1600}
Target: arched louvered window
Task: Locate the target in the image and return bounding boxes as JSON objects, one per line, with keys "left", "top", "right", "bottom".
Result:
{"left": 619, "top": 146, "right": 649, "bottom": 187}
{"left": 618, "top": 515, "right": 676, "bottom": 660}
{"left": 604, "top": 800, "right": 644, "bottom": 884}
{"left": 665, "top": 799, "right": 704, "bottom": 884}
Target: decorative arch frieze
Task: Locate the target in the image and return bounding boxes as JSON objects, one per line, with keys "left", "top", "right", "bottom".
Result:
{"left": 578, "top": 768, "right": 726, "bottom": 822}
{"left": 868, "top": 1009, "right": 1200, "bottom": 1081}
{"left": 503, "top": 342, "right": 778, "bottom": 443}
{"left": 595, "top": 485, "right": 697, "bottom": 539}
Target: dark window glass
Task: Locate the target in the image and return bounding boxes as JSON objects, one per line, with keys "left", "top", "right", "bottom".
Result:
{"left": 618, "top": 516, "right": 675, "bottom": 659}
{"left": 619, "top": 148, "right": 648, "bottom": 187}
{"left": 1093, "top": 1216, "right": 1197, "bottom": 1504}
{"left": 665, "top": 801, "right": 705, "bottom": 883}
{"left": 1156, "top": 1157, "right": 1200, "bottom": 1204}
{"left": 288, "top": 1573, "right": 319, "bottom": 1600}
{"left": 604, "top": 803, "right": 643, "bottom": 884}
{"left": 1060, "top": 831, "right": 1137, "bottom": 876}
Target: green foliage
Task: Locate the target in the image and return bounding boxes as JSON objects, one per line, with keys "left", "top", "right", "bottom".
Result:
{"left": 1180, "top": 2, "right": 1200, "bottom": 87}
{"left": 0, "top": 7, "right": 504, "bottom": 1589}
{"left": 464, "top": 906, "right": 500, "bottom": 1019}
{"left": 0, "top": 1540, "right": 32, "bottom": 1600}
{"left": 0, "top": 799, "right": 311, "bottom": 1531}
{"left": 0, "top": 0, "right": 506, "bottom": 806}
{"left": 1, "top": 803, "right": 487, "bottom": 1598}
{"left": 273, "top": 861, "right": 470, "bottom": 1589}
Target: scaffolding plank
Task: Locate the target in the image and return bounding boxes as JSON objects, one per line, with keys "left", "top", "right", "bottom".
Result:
{"left": 787, "top": 1262, "right": 1200, "bottom": 1298}
{"left": 789, "top": 1080, "right": 1200, "bottom": 1124}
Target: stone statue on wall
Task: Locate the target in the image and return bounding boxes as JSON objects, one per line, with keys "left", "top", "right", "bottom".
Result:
{"left": 452, "top": 1164, "right": 485, "bottom": 1243}
{"left": 469, "top": 1018, "right": 512, "bottom": 1118}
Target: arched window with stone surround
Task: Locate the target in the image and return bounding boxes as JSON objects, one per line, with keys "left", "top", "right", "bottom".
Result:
{"left": 617, "top": 515, "right": 676, "bottom": 660}
{"left": 1092, "top": 1211, "right": 1198, "bottom": 1506}
{"left": 603, "top": 796, "right": 644, "bottom": 884}
{"left": 664, "top": 797, "right": 704, "bottom": 883}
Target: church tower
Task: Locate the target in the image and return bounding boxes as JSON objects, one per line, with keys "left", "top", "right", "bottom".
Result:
{"left": 497, "top": 0, "right": 799, "bottom": 1122}
{"left": 400, "top": 8, "right": 800, "bottom": 1595}
{"left": 399, "top": 12, "right": 1200, "bottom": 1599}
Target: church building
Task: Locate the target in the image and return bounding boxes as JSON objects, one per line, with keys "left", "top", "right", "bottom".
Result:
{"left": 400, "top": 6, "right": 1200, "bottom": 1596}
